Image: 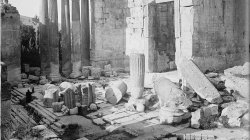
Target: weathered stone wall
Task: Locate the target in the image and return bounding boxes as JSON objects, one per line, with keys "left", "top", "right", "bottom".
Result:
{"left": 1, "top": 4, "right": 21, "bottom": 81}
{"left": 126, "top": 0, "right": 176, "bottom": 72}
{"left": 177, "top": 0, "right": 248, "bottom": 72}
{"left": 154, "top": 2, "right": 175, "bottom": 72}
{"left": 90, "top": 0, "right": 129, "bottom": 70}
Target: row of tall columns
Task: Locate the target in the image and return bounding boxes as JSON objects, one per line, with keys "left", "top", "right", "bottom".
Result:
{"left": 39, "top": 0, "right": 90, "bottom": 80}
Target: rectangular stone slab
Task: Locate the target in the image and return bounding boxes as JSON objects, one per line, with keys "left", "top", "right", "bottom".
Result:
{"left": 178, "top": 58, "right": 222, "bottom": 103}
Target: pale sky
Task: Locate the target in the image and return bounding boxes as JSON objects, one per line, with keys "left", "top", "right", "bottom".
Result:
{"left": 9, "top": 0, "right": 62, "bottom": 23}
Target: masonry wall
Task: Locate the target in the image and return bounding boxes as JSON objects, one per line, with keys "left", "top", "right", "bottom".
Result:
{"left": 126, "top": 0, "right": 176, "bottom": 72}
{"left": 178, "top": 0, "right": 248, "bottom": 72}
{"left": 1, "top": 5, "right": 21, "bottom": 81}
{"left": 90, "top": 0, "right": 129, "bottom": 70}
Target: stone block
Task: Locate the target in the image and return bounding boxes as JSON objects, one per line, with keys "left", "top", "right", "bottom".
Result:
{"left": 28, "top": 75, "right": 40, "bottom": 81}
{"left": 221, "top": 101, "right": 249, "bottom": 119}
{"left": 178, "top": 58, "right": 222, "bottom": 104}
{"left": 43, "top": 88, "right": 59, "bottom": 108}
{"left": 191, "top": 109, "right": 202, "bottom": 129}
{"left": 90, "top": 67, "right": 102, "bottom": 79}
{"left": 202, "top": 104, "right": 218, "bottom": 117}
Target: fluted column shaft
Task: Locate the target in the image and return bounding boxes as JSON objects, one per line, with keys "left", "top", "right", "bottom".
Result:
{"left": 39, "top": 0, "right": 50, "bottom": 76}
{"left": 48, "top": 0, "right": 61, "bottom": 81}
{"left": 70, "top": 0, "right": 82, "bottom": 78}
{"left": 61, "top": 0, "right": 71, "bottom": 76}
{"left": 81, "top": 0, "right": 90, "bottom": 66}
{"left": 130, "top": 53, "right": 145, "bottom": 99}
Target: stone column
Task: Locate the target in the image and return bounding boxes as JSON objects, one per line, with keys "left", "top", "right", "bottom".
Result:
{"left": 39, "top": 0, "right": 50, "bottom": 76}
{"left": 48, "top": 0, "right": 61, "bottom": 81}
{"left": 61, "top": 0, "right": 71, "bottom": 77}
{"left": 81, "top": 0, "right": 90, "bottom": 66}
{"left": 130, "top": 53, "right": 145, "bottom": 99}
{"left": 70, "top": 0, "right": 82, "bottom": 78}
{"left": 1, "top": 4, "right": 21, "bottom": 82}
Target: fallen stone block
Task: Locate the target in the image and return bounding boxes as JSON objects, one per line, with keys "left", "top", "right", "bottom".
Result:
{"left": 220, "top": 101, "right": 249, "bottom": 127}
{"left": 228, "top": 117, "right": 241, "bottom": 127}
{"left": 178, "top": 58, "right": 222, "bottom": 104}
{"left": 202, "top": 104, "right": 218, "bottom": 117}
{"left": 136, "top": 102, "right": 145, "bottom": 112}
{"left": 90, "top": 67, "right": 102, "bottom": 79}
{"left": 222, "top": 75, "right": 249, "bottom": 99}
{"left": 154, "top": 77, "right": 192, "bottom": 109}
{"left": 28, "top": 75, "right": 40, "bottom": 81}
{"left": 43, "top": 88, "right": 59, "bottom": 107}
{"left": 191, "top": 109, "right": 202, "bottom": 129}
{"left": 221, "top": 101, "right": 249, "bottom": 119}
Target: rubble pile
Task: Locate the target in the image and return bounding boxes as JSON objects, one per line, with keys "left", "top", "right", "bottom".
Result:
{"left": 41, "top": 82, "right": 97, "bottom": 115}
{"left": 184, "top": 62, "right": 250, "bottom": 129}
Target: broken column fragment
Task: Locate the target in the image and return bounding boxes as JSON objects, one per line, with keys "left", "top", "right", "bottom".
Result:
{"left": 105, "top": 80, "right": 127, "bottom": 105}
{"left": 63, "top": 88, "right": 76, "bottom": 109}
{"left": 48, "top": 0, "right": 61, "bottom": 82}
{"left": 178, "top": 57, "right": 222, "bottom": 103}
{"left": 61, "top": 0, "right": 71, "bottom": 77}
{"left": 70, "top": 0, "right": 82, "bottom": 78}
{"left": 39, "top": 0, "right": 50, "bottom": 76}
{"left": 81, "top": 0, "right": 90, "bottom": 66}
{"left": 43, "top": 88, "right": 59, "bottom": 107}
{"left": 130, "top": 53, "right": 145, "bottom": 99}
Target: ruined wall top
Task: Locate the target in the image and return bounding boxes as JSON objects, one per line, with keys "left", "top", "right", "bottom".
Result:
{"left": 1, "top": 2, "right": 19, "bottom": 16}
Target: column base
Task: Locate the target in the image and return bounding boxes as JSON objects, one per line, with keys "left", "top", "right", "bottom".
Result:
{"left": 49, "top": 63, "right": 61, "bottom": 82}
{"left": 69, "top": 61, "right": 82, "bottom": 79}
{"left": 49, "top": 73, "right": 61, "bottom": 82}
{"left": 130, "top": 88, "right": 144, "bottom": 99}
